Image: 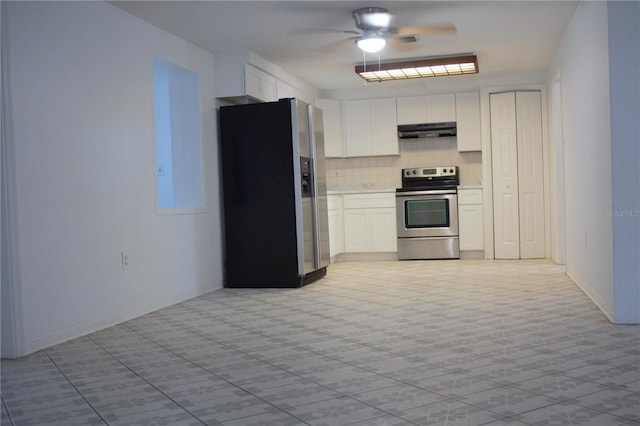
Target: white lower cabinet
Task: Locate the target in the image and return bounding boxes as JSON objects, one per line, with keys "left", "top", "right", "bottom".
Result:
{"left": 458, "top": 189, "right": 484, "bottom": 251}
{"left": 327, "top": 195, "right": 344, "bottom": 257}
{"left": 370, "top": 208, "right": 397, "bottom": 251}
{"left": 343, "top": 193, "right": 397, "bottom": 252}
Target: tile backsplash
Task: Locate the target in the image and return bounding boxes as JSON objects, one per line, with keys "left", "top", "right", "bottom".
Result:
{"left": 325, "top": 137, "right": 482, "bottom": 190}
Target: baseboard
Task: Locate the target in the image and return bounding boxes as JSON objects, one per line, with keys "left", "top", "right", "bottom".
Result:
{"left": 333, "top": 252, "right": 398, "bottom": 262}
{"left": 611, "top": 308, "right": 640, "bottom": 324}
{"left": 567, "top": 271, "right": 616, "bottom": 323}
{"left": 18, "top": 282, "right": 221, "bottom": 358}
{"left": 460, "top": 250, "right": 485, "bottom": 259}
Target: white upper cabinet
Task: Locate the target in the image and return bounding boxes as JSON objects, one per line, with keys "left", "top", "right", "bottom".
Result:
{"left": 345, "top": 100, "right": 371, "bottom": 157}
{"left": 244, "top": 64, "right": 277, "bottom": 102}
{"left": 455, "top": 92, "right": 482, "bottom": 152}
{"left": 214, "top": 52, "right": 316, "bottom": 104}
{"left": 275, "top": 79, "right": 295, "bottom": 100}
{"left": 345, "top": 98, "right": 398, "bottom": 157}
{"left": 396, "top": 96, "right": 427, "bottom": 125}
{"left": 315, "top": 98, "right": 345, "bottom": 158}
{"left": 276, "top": 79, "right": 314, "bottom": 104}
{"left": 371, "top": 98, "right": 398, "bottom": 155}
{"left": 396, "top": 94, "right": 456, "bottom": 124}
{"left": 426, "top": 94, "right": 456, "bottom": 122}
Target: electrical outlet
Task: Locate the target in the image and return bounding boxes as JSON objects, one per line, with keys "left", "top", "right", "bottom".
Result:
{"left": 121, "top": 252, "right": 129, "bottom": 270}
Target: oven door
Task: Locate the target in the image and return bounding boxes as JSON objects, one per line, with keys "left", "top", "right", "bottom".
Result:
{"left": 396, "top": 190, "right": 458, "bottom": 238}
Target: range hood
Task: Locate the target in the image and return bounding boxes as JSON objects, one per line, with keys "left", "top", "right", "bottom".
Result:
{"left": 398, "top": 122, "right": 457, "bottom": 139}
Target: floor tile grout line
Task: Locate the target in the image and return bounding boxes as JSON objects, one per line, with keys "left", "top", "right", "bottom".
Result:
{"left": 83, "top": 335, "right": 208, "bottom": 426}
{"left": 42, "top": 350, "right": 109, "bottom": 425}
{"left": 117, "top": 323, "right": 316, "bottom": 425}
{"left": 1, "top": 396, "right": 15, "bottom": 426}
{"left": 162, "top": 284, "right": 640, "bottom": 422}
{"left": 191, "top": 286, "right": 636, "bottom": 366}
{"left": 130, "top": 312, "right": 454, "bottom": 424}
{"left": 179, "top": 287, "right": 640, "bottom": 424}
{"left": 135, "top": 305, "right": 541, "bottom": 424}
{"left": 124, "top": 308, "right": 451, "bottom": 424}
{"left": 4, "top": 260, "right": 638, "bottom": 425}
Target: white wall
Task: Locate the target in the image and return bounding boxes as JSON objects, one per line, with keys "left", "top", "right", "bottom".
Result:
{"left": 2, "top": 1, "right": 223, "bottom": 357}
{"left": 326, "top": 141, "right": 482, "bottom": 191}
{"left": 549, "top": 1, "right": 639, "bottom": 323}
{"left": 607, "top": 1, "right": 640, "bottom": 323}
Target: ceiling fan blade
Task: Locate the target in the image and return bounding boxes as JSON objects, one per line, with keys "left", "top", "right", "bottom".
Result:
{"left": 389, "top": 22, "right": 457, "bottom": 36}
{"left": 288, "top": 28, "right": 361, "bottom": 36}
{"left": 387, "top": 34, "right": 421, "bottom": 44}
{"left": 312, "top": 36, "right": 358, "bottom": 53}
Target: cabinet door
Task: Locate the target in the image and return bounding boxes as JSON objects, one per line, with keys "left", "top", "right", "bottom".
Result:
{"left": 426, "top": 94, "right": 456, "bottom": 122}
{"left": 396, "top": 96, "right": 427, "bottom": 125}
{"left": 459, "top": 204, "right": 484, "bottom": 250}
{"left": 345, "top": 99, "right": 372, "bottom": 157}
{"left": 259, "top": 74, "right": 277, "bottom": 102}
{"left": 315, "top": 99, "right": 345, "bottom": 158}
{"left": 456, "top": 92, "right": 482, "bottom": 152}
{"left": 371, "top": 98, "right": 398, "bottom": 156}
{"left": 370, "top": 207, "right": 397, "bottom": 251}
{"left": 244, "top": 65, "right": 276, "bottom": 102}
{"left": 276, "top": 80, "right": 295, "bottom": 100}
{"left": 327, "top": 196, "right": 344, "bottom": 256}
{"left": 344, "top": 209, "right": 371, "bottom": 252}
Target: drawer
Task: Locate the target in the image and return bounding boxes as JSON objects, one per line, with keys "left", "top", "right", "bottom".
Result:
{"left": 458, "top": 189, "right": 482, "bottom": 205}
{"left": 343, "top": 193, "right": 395, "bottom": 209}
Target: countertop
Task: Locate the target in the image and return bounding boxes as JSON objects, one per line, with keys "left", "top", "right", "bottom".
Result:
{"left": 457, "top": 182, "right": 483, "bottom": 190}
{"left": 328, "top": 182, "right": 482, "bottom": 195}
{"left": 327, "top": 185, "right": 397, "bottom": 195}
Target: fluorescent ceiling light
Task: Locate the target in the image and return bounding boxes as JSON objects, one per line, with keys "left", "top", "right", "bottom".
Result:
{"left": 356, "top": 36, "right": 386, "bottom": 53}
{"left": 355, "top": 54, "right": 479, "bottom": 82}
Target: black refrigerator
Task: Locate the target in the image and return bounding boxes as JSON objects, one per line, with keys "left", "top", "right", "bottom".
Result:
{"left": 219, "top": 98, "right": 330, "bottom": 288}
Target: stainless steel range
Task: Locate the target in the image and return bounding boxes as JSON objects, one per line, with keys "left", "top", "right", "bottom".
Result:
{"left": 396, "top": 166, "right": 459, "bottom": 260}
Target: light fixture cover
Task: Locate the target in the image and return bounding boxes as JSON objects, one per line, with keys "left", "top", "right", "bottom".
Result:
{"left": 355, "top": 54, "right": 478, "bottom": 82}
{"left": 356, "top": 37, "right": 386, "bottom": 53}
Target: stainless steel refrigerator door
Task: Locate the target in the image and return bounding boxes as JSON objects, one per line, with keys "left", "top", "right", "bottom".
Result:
{"left": 310, "top": 106, "right": 331, "bottom": 269}
{"left": 290, "top": 99, "right": 316, "bottom": 276}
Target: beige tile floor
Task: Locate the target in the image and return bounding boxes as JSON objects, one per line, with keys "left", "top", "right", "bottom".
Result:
{"left": 2, "top": 259, "right": 639, "bottom": 425}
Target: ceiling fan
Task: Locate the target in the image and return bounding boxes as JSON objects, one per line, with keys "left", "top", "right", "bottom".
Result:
{"left": 313, "top": 7, "right": 457, "bottom": 53}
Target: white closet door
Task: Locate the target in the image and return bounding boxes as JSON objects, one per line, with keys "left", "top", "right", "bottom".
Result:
{"left": 491, "top": 92, "right": 520, "bottom": 259}
{"left": 516, "top": 91, "right": 545, "bottom": 258}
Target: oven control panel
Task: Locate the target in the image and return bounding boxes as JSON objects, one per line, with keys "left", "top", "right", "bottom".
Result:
{"left": 402, "top": 166, "right": 458, "bottom": 179}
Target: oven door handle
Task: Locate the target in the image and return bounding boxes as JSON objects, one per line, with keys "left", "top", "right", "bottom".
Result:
{"left": 396, "top": 190, "right": 457, "bottom": 196}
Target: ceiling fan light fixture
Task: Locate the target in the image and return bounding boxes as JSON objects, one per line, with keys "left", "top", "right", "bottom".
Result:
{"left": 355, "top": 54, "right": 479, "bottom": 82}
{"left": 362, "top": 12, "right": 391, "bottom": 28}
{"left": 356, "top": 36, "right": 386, "bottom": 53}
{"left": 353, "top": 7, "right": 391, "bottom": 29}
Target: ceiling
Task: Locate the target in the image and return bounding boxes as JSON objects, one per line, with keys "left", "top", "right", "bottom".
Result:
{"left": 112, "top": 1, "right": 578, "bottom": 91}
